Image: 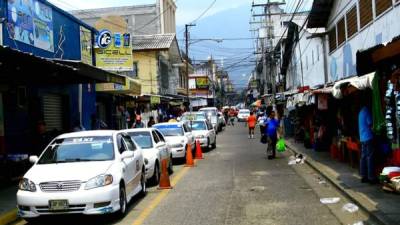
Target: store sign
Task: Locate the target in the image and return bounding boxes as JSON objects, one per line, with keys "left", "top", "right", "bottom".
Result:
{"left": 95, "top": 30, "right": 133, "bottom": 71}
{"left": 250, "top": 80, "right": 258, "bottom": 89}
{"left": 7, "top": 0, "right": 54, "bottom": 52}
{"left": 196, "top": 77, "right": 209, "bottom": 89}
{"left": 150, "top": 96, "right": 160, "bottom": 104}
{"left": 80, "top": 26, "right": 93, "bottom": 65}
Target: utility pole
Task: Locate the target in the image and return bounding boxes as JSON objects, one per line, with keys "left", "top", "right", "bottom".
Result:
{"left": 185, "top": 23, "right": 196, "bottom": 109}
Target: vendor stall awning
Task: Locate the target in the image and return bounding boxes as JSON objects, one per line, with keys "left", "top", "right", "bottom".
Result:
{"left": 313, "top": 86, "right": 333, "bottom": 94}
{"left": 332, "top": 72, "right": 375, "bottom": 99}
{"left": 0, "top": 46, "right": 125, "bottom": 85}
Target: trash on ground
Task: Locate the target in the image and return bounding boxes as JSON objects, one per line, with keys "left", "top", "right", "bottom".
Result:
{"left": 342, "top": 203, "right": 359, "bottom": 213}
{"left": 288, "top": 154, "right": 306, "bottom": 165}
{"left": 380, "top": 167, "right": 400, "bottom": 193}
{"left": 320, "top": 197, "right": 340, "bottom": 204}
{"left": 250, "top": 186, "right": 266, "bottom": 192}
{"left": 318, "top": 180, "right": 327, "bottom": 185}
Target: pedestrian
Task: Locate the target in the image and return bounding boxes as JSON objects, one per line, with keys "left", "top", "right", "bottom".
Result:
{"left": 264, "top": 110, "right": 280, "bottom": 160}
{"left": 258, "top": 110, "right": 267, "bottom": 136}
{"left": 228, "top": 108, "right": 235, "bottom": 126}
{"left": 132, "top": 115, "right": 145, "bottom": 128}
{"left": 247, "top": 111, "right": 257, "bottom": 139}
{"left": 147, "top": 116, "right": 156, "bottom": 127}
{"left": 358, "top": 103, "right": 377, "bottom": 184}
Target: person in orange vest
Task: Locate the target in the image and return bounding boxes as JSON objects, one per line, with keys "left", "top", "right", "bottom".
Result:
{"left": 247, "top": 111, "right": 257, "bottom": 139}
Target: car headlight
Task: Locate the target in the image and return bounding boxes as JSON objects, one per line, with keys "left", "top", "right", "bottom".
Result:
{"left": 19, "top": 178, "right": 36, "bottom": 192}
{"left": 85, "top": 174, "right": 113, "bottom": 190}
{"left": 196, "top": 135, "right": 205, "bottom": 139}
{"left": 171, "top": 143, "right": 184, "bottom": 148}
{"left": 144, "top": 158, "right": 149, "bottom": 165}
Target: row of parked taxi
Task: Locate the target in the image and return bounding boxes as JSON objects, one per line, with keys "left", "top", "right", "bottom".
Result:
{"left": 16, "top": 107, "right": 222, "bottom": 222}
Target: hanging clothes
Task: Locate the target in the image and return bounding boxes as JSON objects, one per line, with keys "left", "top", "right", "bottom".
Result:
{"left": 372, "top": 73, "right": 386, "bottom": 135}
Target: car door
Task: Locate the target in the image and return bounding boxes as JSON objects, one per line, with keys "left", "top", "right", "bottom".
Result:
{"left": 122, "top": 135, "right": 142, "bottom": 194}
{"left": 183, "top": 123, "right": 194, "bottom": 147}
{"left": 117, "top": 134, "right": 136, "bottom": 194}
{"left": 207, "top": 121, "right": 216, "bottom": 143}
{"left": 154, "top": 130, "right": 169, "bottom": 161}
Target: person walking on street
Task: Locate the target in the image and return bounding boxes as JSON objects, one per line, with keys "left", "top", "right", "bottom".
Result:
{"left": 147, "top": 116, "right": 156, "bottom": 127}
{"left": 264, "top": 110, "right": 280, "bottom": 160}
{"left": 247, "top": 111, "right": 257, "bottom": 139}
{"left": 228, "top": 108, "right": 235, "bottom": 126}
{"left": 358, "top": 104, "right": 377, "bottom": 184}
{"left": 132, "top": 115, "right": 145, "bottom": 128}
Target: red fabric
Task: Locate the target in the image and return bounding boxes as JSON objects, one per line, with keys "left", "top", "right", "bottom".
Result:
{"left": 247, "top": 115, "right": 257, "bottom": 128}
{"left": 388, "top": 172, "right": 400, "bottom": 179}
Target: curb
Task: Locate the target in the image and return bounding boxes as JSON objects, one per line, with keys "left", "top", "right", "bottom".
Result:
{"left": 0, "top": 209, "right": 17, "bottom": 225}
{"left": 286, "top": 142, "right": 395, "bottom": 225}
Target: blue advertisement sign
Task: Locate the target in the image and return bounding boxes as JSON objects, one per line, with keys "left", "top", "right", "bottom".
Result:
{"left": 7, "top": 0, "right": 54, "bottom": 52}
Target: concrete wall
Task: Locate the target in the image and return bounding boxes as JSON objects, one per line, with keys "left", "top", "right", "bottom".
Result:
{"left": 133, "top": 51, "right": 159, "bottom": 95}
{"left": 286, "top": 29, "right": 326, "bottom": 89}
{"left": 327, "top": 0, "right": 400, "bottom": 81}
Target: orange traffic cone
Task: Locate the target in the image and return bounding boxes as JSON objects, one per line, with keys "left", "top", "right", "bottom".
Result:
{"left": 195, "top": 140, "right": 204, "bottom": 159}
{"left": 184, "top": 143, "right": 195, "bottom": 167}
{"left": 158, "top": 159, "right": 172, "bottom": 189}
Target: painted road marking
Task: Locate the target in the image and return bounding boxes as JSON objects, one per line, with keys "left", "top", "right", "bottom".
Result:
{"left": 131, "top": 166, "right": 190, "bottom": 225}
{"left": 0, "top": 209, "right": 17, "bottom": 225}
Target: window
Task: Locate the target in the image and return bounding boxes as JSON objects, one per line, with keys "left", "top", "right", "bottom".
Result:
{"left": 346, "top": 6, "right": 358, "bottom": 38}
{"left": 117, "top": 134, "right": 126, "bottom": 153}
{"left": 132, "top": 62, "right": 138, "bottom": 78}
{"left": 359, "top": 0, "right": 373, "bottom": 28}
{"left": 152, "top": 131, "right": 160, "bottom": 143}
{"left": 155, "top": 130, "right": 166, "bottom": 142}
{"left": 312, "top": 50, "right": 314, "bottom": 65}
{"left": 306, "top": 55, "right": 308, "bottom": 70}
{"left": 328, "top": 27, "right": 337, "bottom": 53}
{"left": 375, "top": 0, "right": 392, "bottom": 16}
{"left": 123, "top": 135, "right": 136, "bottom": 151}
{"left": 337, "top": 17, "right": 346, "bottom": 45}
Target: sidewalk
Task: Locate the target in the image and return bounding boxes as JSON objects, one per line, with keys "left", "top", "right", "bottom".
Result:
{"left": 0, "top": 185, "right": 17, "bottom": 225}
{"left": 286, "top": 139, "right": 400, "bottom": 225}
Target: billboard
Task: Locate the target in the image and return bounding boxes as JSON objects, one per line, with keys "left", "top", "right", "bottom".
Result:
{"left": 80, "top": 26, "right": 93, "bottom": 65}
{"left": 7, "top": 0, "right": 54, "bottom": 52}
{"left": 94, "top": 16, "right": 133, "bottom": 72}
{"left": 195, "top": 77, "right": 209, "bottom": 89}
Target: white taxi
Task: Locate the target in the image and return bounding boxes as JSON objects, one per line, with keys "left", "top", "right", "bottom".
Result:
{"left": 189, "top": 120, "right": 216, "bottom": 149}
{"left": 123, "top": 128, "right": 173, "bottom": 185}
{"left": 153, "top": 122, "right": 195, "bottom": 159}
{"left": 17, "top": 130, "right": 146, "bottom": 220}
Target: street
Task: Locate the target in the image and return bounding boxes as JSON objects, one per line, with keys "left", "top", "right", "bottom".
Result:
{"left": 13, "top": 124, "right": 378, "bottom": 225}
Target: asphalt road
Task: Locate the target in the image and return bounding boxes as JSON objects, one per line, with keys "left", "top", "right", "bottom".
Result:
{"left": 14, "top": 123, "right": 378, "bottom": 225}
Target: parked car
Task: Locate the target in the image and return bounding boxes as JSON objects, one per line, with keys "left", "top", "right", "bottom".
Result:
{"left": 199, "top": 107, "right": 220, "bottom": 133}
{"left": 153, "top": 122, "right": 195, "bottom": 159}
{"left": 123, "top": 128, "right": 173, "bottom": 185}
{"left": 237, "top": 109, "right": 251, "bottom": 122}
{"left": 17, "top": 130, "right": 146, "bottom": 220}
{"left": 188, "top": 119, "right": 217, "bottom": 149}
{"left": 217, "top": 112, "right": 226, "bottom": 129}
{"left": 180, "top": 112, "right": 208, "bottom": 122}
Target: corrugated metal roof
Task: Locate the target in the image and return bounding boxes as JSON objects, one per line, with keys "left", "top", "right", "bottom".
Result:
{"left": 132, "top": 33, "right": 176, "bottom": 51}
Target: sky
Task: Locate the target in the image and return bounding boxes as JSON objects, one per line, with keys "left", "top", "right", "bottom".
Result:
{"left": 47, "top": 0, "right": 312, "bottom": 90}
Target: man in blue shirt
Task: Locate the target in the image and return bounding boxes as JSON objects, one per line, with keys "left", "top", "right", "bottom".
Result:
{"left": 358, "top": 105, "right": 376, "bottom": 183}
{"left": 264, "top": 110, "right": 280, "bottom": 160}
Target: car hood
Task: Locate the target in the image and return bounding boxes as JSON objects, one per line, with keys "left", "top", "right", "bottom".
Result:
{"left": 192, "top": 130, "right": 208, "bottom": 136}
{"left": 25, "top": 161, "right": 114, "bottom": 183}
{"left": 164, "top": 136, "right": 186, "bottom": 144}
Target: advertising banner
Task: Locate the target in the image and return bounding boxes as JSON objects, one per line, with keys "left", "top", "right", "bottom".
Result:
{"left": 7, "top": 0, "right": 54, "bottom": 52}
{"left": 80, "top": 26, "right": 93, "bottom": 65}
{"left": 150, "top": 96, "right": 160, "bottom": 104}
{"left": 195, "top": 77, "right": 209, "bottom": 89}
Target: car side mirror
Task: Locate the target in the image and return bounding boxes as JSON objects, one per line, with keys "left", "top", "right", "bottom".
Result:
{"left": 29, "top": 156, "right": 39, "bottom": 164}
{"left": 121, "top": 151, "right": 134, "bottom": 159}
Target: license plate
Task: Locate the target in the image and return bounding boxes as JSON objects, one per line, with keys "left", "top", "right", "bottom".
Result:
{"left": 49, "top": 200, "right": 69, "bottom": 211}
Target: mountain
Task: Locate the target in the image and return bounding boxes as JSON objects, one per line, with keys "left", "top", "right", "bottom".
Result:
{"left": 177, "top": 4, "right": 254, "bottom": 90}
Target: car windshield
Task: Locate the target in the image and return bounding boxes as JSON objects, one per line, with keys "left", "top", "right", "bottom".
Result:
{"left": 38, "top": 136, "right": 114, "bottom": 164}
{"left": 182, "top": 113, "right": 207, "bottom": 121}
{"left": 190, "top": 121, "right": 207, "bottom": 131}
{"left": 154, "top": 125, "right": 184, "bottom": 136}
{"left": 129, "top": 132, "right": 153, "bottom": 149}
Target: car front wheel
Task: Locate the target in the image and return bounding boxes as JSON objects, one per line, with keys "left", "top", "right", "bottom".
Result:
{"left": 150, "top": 163, "right": 160, "bottom": 185}
{"left": 117, "top": 185, "right": 127, "bottom": 217}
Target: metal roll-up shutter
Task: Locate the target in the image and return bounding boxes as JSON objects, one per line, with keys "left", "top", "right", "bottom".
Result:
{"left": 42, "top": 94, "right": 63, "bottom": 132}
